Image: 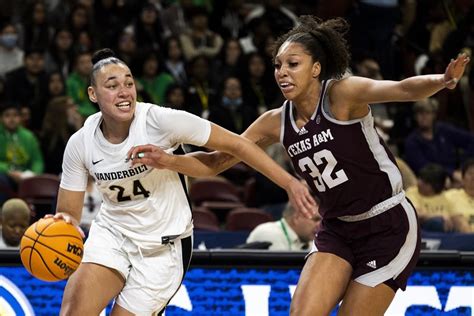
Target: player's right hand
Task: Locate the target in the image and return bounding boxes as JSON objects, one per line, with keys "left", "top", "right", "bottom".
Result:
{"left": 444, "top": 52, "right": 470, "bottom": 89}
{"left": 44, "top": 213, "right": 85, "bottom": 238}
{"left": 285, "top": 177, "right": 318, "bottom": 219}
{"left": 127, "top": 144, "right": 174, "bottom": 169}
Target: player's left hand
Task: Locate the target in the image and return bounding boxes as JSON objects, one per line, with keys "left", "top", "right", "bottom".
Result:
{"left": 127, "top": 144, "right": 173, "bottom": 169}
{"left": 285, "top": 177, "right": 318, "bottom": 219}
{"left": 444, "top": 52, "right": 470, "bottom": 89}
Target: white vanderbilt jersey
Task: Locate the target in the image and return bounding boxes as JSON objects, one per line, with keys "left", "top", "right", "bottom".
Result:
{"left": 60, "top": 102, "right": 211, "bottom": 248}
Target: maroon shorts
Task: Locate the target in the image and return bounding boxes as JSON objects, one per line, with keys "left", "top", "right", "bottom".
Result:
{"left": 311, "top": 198, "right": 421, "bottom": 291}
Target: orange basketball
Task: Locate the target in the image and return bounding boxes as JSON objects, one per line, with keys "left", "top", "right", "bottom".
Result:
{"left": 20, "top": 218, "right": 84, "bottom": 282}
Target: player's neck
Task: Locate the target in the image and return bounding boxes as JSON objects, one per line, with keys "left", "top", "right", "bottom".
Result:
{"left": 292, "top": 88, "right": 321, "bottom": 122}
{"left": 101, "top": 120, "right": 131, "bottom": 144}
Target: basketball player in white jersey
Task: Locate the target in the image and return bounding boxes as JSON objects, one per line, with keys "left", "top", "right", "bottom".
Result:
{"left": 48, "top": 48, "right": 316, "bottom": 316}
{"left": 129, "top": 16, "right": 470, "bottom": 316}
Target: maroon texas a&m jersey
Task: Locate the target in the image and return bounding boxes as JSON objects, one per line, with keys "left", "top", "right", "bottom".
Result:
{"left": 280, "top": 80, "right": 403, "bottom": 219}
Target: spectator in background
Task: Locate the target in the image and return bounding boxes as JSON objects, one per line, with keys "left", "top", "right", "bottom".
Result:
{"left": 240, "top": 51, "right": 280, "bottom": 114}
{"left": 46, "top": 71, "right": 66, "bottom": 99}
{"left": 210, "top": 37, "right": 244, "bottom": 89}
{"left": 404, "top": 97, "right": 474, "bottom": 181}
{"left": 0, "top": 102, "right": 44, "bottom": 192}
{"left": 18, "top": 106, "right": 31, "bottom": 131}
{"left": 0, "top": 21, "right": 24, "bottom": 78}
{"left": 114, "top": 30, "right": 139, "bottom": 74}
{"left": 136, "top": 51, "right": 174, "bottom": 105}
{"left": 406, "top": 163, "right": 469, "bottom": 232}
{"left": 208, "top": 76, "right": 257, "bottom": 134}
{"left": 163, "top": 36, "right": 188, "bottom": 86}
{"left": 18, "top": 70, "right": 67, "bottom": 133}
{"left": 67, "top": 3, "right": 94, "bottom": 46}
{"left": 18, "top": 0, "right": 52, "bottom": 52}
{"left": 0, "top": 198, "right": 30, "bottom": 249}
{"left": 128, "top": 3, "right": 164, "bottom": 53}
{"left": 44, "top": 27, "right": 74, "bottom": 78}
{"left": 39, "top": 96, "right": 83, "bottom": 175}
{"left": 179, "top": 6, "right": 223, "bottom": 61}
{"left": 446, "top": 158, "right": 474, "bottom": 232}
{"left": 164, "top": 84, "right": 187, "bottom": 111}
{"left": 74, "top": 29, "right": 95, "bottom": 54}
{"left": 3, "top": 47, "right": 49, "bottom": 132}
{"left": 246, "top": 202, "right": 321, "bottom": 251}
{"left": 67, "top": 49, "right": 97, "bottom": 118}
{"left": 185, "top": 54, "right": 216, "bottom": 117}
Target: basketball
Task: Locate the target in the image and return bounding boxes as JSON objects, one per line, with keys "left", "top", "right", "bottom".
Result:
{"left": 20, "top": 218, "right": 84, "bottom": 282}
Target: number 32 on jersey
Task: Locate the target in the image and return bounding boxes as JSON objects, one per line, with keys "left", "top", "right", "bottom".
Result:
{"left": 298, "top": 149, "right": 348, "bottom": 192}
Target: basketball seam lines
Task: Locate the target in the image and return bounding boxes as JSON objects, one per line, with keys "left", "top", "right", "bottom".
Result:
{"left": 32, "top": 246, "right": 63, "bottom": 281}
{"left": 30, "top": 219, "right": 56, "bottom": 278}
{"left": 22, "top": 234, "right": 82, "bottom": 265}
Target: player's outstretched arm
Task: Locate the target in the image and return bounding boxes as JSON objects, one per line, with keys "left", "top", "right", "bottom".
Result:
{"left": 126, "top": 144, "right": 236, "bottom": 178}
{"left": 334, "top": 53, "right": 470, "bottom": 107}
{"left": 128, "top": 122, "right": 317, "bottom": 218}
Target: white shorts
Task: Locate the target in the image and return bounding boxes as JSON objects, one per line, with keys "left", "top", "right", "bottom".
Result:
{"left": 82, "top": 221, "right": 193, "bottom": 315}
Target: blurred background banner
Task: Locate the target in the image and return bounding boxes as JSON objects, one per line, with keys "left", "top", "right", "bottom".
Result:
{"left": 1, "top": 249, "right": 473, "bottom": 316}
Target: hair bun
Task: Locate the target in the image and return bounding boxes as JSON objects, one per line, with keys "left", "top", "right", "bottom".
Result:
{"left": 91, "top": 48, "right": 116, "bottom": 65}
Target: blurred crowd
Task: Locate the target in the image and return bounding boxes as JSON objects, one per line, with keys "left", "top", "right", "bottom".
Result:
{"left": 1, "top": 0, "right": 474, "bottom": 250}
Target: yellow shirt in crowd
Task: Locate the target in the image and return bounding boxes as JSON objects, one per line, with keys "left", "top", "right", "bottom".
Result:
{"left": 445, "top": 189, "right": 474, "bottom": 230}
{"left": 406, "top": 186, "right": 455, "bottom": 217}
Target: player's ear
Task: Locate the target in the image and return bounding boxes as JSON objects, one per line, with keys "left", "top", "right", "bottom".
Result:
{"left": 88, "top": 86, "right": 97, "bottom": 103}
{"left": 312, "top": 62, "right": 321, "bottom": 79}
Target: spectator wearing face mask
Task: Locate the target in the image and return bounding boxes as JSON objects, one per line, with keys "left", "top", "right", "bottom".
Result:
{"left": 0, "top": 21, "right": 24, "bottom": 78}
{"left": 208, "top": 76, "right": 258, "bottom": 134}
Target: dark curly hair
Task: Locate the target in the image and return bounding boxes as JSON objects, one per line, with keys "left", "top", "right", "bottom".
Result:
{"left": 90, "top": 48, "right": 128, "bottom": 86}
{"left": 272, "top": 16, "right": 350, "bottom": 80}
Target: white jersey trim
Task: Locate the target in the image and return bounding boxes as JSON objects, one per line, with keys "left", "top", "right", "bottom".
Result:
{"left": 355, "top": 199, "right": 417, "bottom": 287}
{"left": 361, "top": 117, "right": 403, "bottom": 195}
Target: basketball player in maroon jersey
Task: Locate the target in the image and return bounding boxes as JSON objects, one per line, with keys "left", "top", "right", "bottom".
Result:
{"left": 129, "top": 15, "right": 470, "bottom": 315}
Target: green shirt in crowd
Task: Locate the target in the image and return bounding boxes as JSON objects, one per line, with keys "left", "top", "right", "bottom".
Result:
{"left": 0, "top": 124, "right": 44, "bottom": 174}
{"left": 137, "top": 73, "right": 175, "bottom": 105}
{"left": 67, "top": 71, "right": 98, "bottom": 118}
